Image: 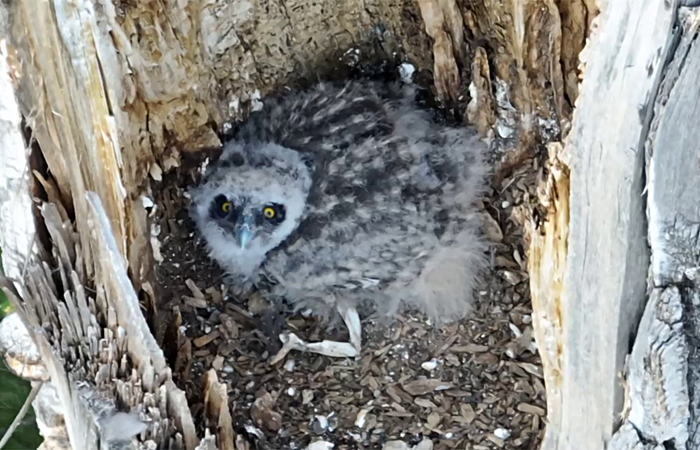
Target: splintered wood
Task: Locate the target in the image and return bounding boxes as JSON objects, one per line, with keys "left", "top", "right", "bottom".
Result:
{"left": 527, "top": 142, "right": 569, "bottom": 444}
{"left": 0, "top": 196, "right": 199, "bottom": 450}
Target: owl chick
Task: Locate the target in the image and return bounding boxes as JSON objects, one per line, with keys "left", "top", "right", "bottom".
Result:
{"left": 190, "top": 80, "right": 489, "bottom": 357}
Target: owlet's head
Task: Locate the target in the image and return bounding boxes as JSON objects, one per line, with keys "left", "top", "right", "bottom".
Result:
{"left": 189, "top": 141, "right": 313, "bottom": 276}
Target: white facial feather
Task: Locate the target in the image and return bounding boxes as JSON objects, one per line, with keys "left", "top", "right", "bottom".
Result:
{"left": 189, "top": 142, "right": 311, "bottom": 281}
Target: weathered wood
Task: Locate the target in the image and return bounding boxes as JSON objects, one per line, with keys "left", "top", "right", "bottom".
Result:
{"left": 528, "top": 141, "right": 569, "bottom": 447}
{"left": 607, "top": 8, "right": 700, "bottom": 449}
{"left": 204, "top": 370, "right": 235, "bottom": 450}
{"left": 0, "top": 15, "right": 37, "bottom": 282}
{"left": 617, "top": 288, "right": 688, "bottom": 448}
{"left": 0, "top": 192, "right": 201, "bottom": 450}
{"left": 529, "top": 0, "right": 680, "bottom": 449}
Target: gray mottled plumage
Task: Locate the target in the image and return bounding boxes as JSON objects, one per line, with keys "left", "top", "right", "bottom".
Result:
{"left": 189, "top": 80, "right": 489, "bottom": 324}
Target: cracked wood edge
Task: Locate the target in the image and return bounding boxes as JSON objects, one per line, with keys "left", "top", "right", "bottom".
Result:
{"left": 612, "top": 288, "right": 689, "bottom": 449}
{"left": 531, "top": 0, "right": 679, "bottom": 448}
{"left": 85, "top": 192, "right": 168, "bottom": 375}
{"left": 528, "top": 142, "right": 569, "bottom": 450}
{"left": 7, "top": 0, "right": 130, "bottom": 278}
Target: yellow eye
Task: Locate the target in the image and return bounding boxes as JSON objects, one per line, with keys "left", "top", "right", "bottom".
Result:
{"left": 263, "top": 207, "right": 276, "bottom": 219}
{"left": 222, "top": 202, "right": 232, "bottom": 213}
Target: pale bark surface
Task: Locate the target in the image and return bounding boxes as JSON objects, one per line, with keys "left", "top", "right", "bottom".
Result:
{"left": 529, "top": 2, "right": 700, "bottom": 450}
{"left": 606, "top": 8, "right": 700, "bottom": 449}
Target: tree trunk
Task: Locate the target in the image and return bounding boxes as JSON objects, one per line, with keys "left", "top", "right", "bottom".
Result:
{"left": 4, "top": 0, "right": 695, "bottom": 449}
{"left": 530, "top": 2, "right": 700, "bottom": 449}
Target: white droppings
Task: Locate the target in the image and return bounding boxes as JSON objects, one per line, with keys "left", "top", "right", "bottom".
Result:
{"left": 313, "top": 415, "right": 329, "bottom": 431}
{"left": 302, "top": 389, "right": 314, "bottom": 405}
{"left": 150, "top": 223, "right": 163, "bottom": 263}
{"left": 141, "top": 195, "right": 155, "bottom": 209}
{"left": 399, "top": 63, "right": 415, "bottom": 84}
{"left": 287, "top": 387, "right": 296, "bottom": 396}
{"left": 244, "top": 424, "right": 264, "bottom": 439}
{"left": 284, "top": 359, "right": 296, "bottom": 372}
{"left": 354, "top": 408, "right": 370, "bottom": 428}
{"left": 508, "top": 323, "right": 522, "bottom": 337}
{"left": 497, "top": 123, "right": 515, "bottom": 138}
{"left": 421, "top": 359, "right": 438, "bottom": 371}
{"left": 306, "top": 441, "right": 334, "bottom": 450}
{"left": 494, "top": 428, "right": 511, "bottom": 440}
{"left": 229, "top": 97, "right": 241, "bottom": 115}
{"left": 250, "top": 89, "right": 264, "bottom": 112}
{"left": 200, "top": 157, "right": 210, "bottom": 176}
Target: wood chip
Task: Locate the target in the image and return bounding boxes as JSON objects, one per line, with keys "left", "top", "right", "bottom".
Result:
{"left": 450, "top": 344, "right": 489, "bottom": 353}
{"left": 185, "top": 278, "right": 205, "bottom": 299}
{"left": 460, "top": 404, "right": 476, "bottom": 424}
{"left": 251, "top": 392, "right": 283, "bottom": 432}
{"left": 212, "top": 355, "right": 224, "bottom": 371}
{"left": 402, "top": 379, "right": 453, "bottom": 396}
{"left": 517, "top": 403, "right": 545, "bottom": 416}
{"left": 193, "top": 331, "right": 220, "bottom": 348}
{"left": 183, "top": 295, "right": 208, "bottom": 308}
{"left": 426, "top": 412, "right": 441, "bottom": 428}
{"left": 205, "top": 286, "right": 223, "bottom": 304}
{"left": 487, "top": 435, "right": 505, "bottom": 448}
{"left": 414, "top": 398, "right": 438, "bottom": 409}
{"left": 517, "top": 362, "right": 544, "bottom": 378}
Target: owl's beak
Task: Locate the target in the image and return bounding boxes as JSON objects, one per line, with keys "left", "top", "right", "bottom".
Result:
{"left": 236, "top": 221, "right": 254, "bottom": 249}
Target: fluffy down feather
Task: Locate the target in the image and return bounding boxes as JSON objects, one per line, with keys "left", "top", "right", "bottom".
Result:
{"left": 189, "top": 80, "right": 490, "bottom": 325}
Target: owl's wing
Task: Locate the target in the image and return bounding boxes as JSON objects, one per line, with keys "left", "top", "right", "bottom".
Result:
{"left": 234, "top": 81, "right": 397, "bottom": 152}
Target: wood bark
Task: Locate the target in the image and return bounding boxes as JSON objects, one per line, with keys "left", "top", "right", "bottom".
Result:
{"left": 607, "top": 8, "right": 700, "bottom": 449}
{"left": 529, "top": 2, "right": 700, "bottom": 450}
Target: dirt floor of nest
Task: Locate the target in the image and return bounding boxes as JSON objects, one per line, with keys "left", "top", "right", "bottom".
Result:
{"left": 148, "top": 140, "right": 546, "bottom": 450}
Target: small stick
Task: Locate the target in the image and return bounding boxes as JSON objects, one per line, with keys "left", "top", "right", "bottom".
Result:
{"left": 0, "top": 381, "right": 43, "bottom": 450}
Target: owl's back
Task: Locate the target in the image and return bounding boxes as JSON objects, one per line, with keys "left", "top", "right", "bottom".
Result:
{"left": 234, "top": 81, "right": 489, "bottom": 321}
